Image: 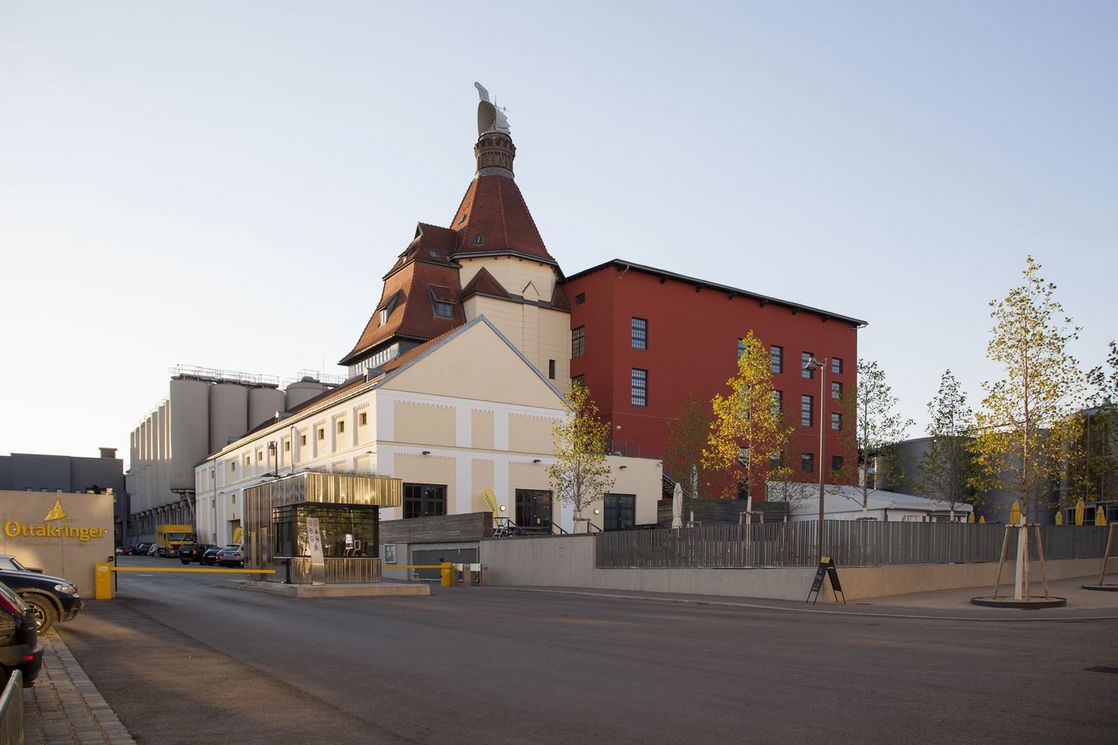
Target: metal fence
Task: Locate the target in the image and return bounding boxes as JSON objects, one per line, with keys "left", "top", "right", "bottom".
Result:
{"left": 595, "top": 522, "right": 1114, "bottom": 569}
{"left": 0, "top": 670, "right": 24, "bottom": 745}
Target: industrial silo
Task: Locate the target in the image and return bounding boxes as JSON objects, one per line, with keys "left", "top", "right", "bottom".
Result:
{"left": 248, "top": 385, "right": 285, "bottom": 429}
{"left": 209, "top": 382, "right": 249, "bottom": 454}
{"left": 284, "top": 377, "right": 328, "bottom": 411}
{"left": 170, "top": 377, "right": 211, "bottom": 491}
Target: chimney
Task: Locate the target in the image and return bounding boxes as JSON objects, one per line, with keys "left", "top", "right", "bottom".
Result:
{"left": 99, "top": 447, "right": 117, "bottom": 459}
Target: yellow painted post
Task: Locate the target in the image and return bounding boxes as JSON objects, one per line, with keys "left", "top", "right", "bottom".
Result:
{"left": 1096, "top": 506, "right": 1108, "bottom": 526}
{"left": 1075, "top": 498, "right": 1085, "bottom": 526}
{"left": 94, "top": 563, "right": 114, "bottom": 600}
{"left": 440, "top": 562, "right": 453, "bottom": 588}
{"left": 1055, "top": 511, "right": 1063, "bottom": 526}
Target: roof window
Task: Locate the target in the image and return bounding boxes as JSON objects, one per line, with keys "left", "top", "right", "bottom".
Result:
{"left": 474, "top": 235, "right": 485, "bottom": 245}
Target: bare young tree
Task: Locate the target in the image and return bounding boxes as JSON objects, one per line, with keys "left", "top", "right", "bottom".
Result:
{"left": 916, "top": 369, "right": 978, "bottom": 519}
{"left": 847, "top": 359, "right": 914, "bottom": 517}
{"left": 663, "top": 392, "right": 715, "bottom": 502}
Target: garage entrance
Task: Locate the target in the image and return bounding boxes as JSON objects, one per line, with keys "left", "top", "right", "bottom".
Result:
{"left": 412, "top": 547, "right": 478, "bottom": 581}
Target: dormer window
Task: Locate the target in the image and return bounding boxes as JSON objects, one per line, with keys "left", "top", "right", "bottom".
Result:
{"left": 474, "top": 235, "right": 485, "bottom": 245}
{"left": 380, "top": 309, "right": 388, "bottom": 324}
{"left": 434, "top": 301, "right": 454, "bottom": 318}
{"left": 458, "top": 213, "right": 467, "bottom": 224}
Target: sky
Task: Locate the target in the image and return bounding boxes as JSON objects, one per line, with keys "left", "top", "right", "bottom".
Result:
{"left": 2, "top": 1, "right": 1116, "bottom": 469}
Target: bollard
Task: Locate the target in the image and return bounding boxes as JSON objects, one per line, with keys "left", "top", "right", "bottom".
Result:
{"left": 440, "top": 562, "right": 453, "bottom": 588}
{"left": 94, "top": 562, "right": 114, "bottom": 600}
{"left": 462, "top": 564, "right": 474, "bottom": 586}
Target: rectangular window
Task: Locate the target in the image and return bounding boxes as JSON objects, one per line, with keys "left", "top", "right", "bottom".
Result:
{"left": 317, "top": 427, "right": 325, "bottom": 441}
{"left": 737, "top": 338, "right": 745, "bottom": 358}
{"left": 771, "top": 345, "right": 783, "bottom": 374}
{"left": 337, "top": 420, "right": 345, "bottom": 434}
{"left": 770, "top": 451, "right": 783, "bottom": 469}
{"left": 300, "top": 434, "right": 307, "bottom": 446}
{"left": 802, "top": 352, "right": 814, "bottom": 379}
{"left": 433, "top": 300, "right": 454, "bottom": 318}
{"left": 772, "top": 390, "right": 783, "bottom": 415}
{"left": 832, "top": 381, "right": 842, "bottom": 400}
{"left": 832, "top": 455, "right": 844, "bottom": 473}
{"left": 831, "top": 413, "right": 842, "bottom": 431}
{"left": 631, "top": 317, "right": 648, "bottom": 349}
{"left": 403, "top": 483, "right": 447, "bottom": 519}
{"left": 801, "top": 395, "right": 813, "bottom": 427}
{"left": 359, "top": 412, "right": 367, "bottom": 426}
{"left": 832, "top": 358, "right": 843, "bottom": 375}
{"left": 572, "top": 374, "right": 585, "bottom": 389}
{"left": 230, "top": 462, "right": 236, "bottom": 472}
{"left": 548, "top": 359, "right": 556, "bottom": 379}
{"left": 256, "top": 451, "right": 263, "bottom": 462}
{"left": 737, "top": 448, "right": 749, "bottom": 468}
{"left": 631, "top": 368, "right": 648, "bottom": 407}
{"left": 379, "top": 309, "right": 388, "bottom": 325}
{"left": 245, "top": 455, "right": 251, "bottom": 466}
{"left": 575, "top": 292, "right": 585, "bottom": 305}
{"left": 801, "top": 453, "right": 814, "bottom": 474}
{"left": 284, "top": 440, "right": 291, "bottom": 452}
{"left": 572, "top": 326, "right": 585, "bottom": 358}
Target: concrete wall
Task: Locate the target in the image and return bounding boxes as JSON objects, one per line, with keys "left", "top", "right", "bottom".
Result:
{"left": 0, "top": 490, "right": 115, "bottom": 593}
{"left": 479, "top": 535, "right": 1102, "bottom": 602}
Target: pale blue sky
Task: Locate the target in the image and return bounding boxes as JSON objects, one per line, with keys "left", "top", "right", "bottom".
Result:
{"left": 2, "top": 2, "right": 1115, "bottom": 466}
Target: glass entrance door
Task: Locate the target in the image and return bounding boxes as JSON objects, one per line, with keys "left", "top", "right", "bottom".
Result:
{"left": 603, "top": 494, "right": 636, "bottom": 531}
{"left": 515, "top": 489, "right": 553, "bottom": 531}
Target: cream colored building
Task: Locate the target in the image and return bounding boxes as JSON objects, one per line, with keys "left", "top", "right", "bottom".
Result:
{"left": 195, "top": 318, "right": 660, "bottom": 547}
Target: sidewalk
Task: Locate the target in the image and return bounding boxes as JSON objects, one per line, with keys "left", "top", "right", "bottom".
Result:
{"left": 22, "top": 631, "right": 135, "bottom": 745}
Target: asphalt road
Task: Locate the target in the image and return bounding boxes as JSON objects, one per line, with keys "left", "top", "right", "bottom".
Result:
{"left": 59, "top": 557, "right": 1118, "bottom": 745}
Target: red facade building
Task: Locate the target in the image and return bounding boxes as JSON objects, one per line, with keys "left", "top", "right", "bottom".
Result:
{"left": 562, "top": 260, "right": 866, "bottom": 492}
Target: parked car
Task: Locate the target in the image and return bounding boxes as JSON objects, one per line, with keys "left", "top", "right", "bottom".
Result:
{"left": 0, "top": 568, "right": 84, "bottom": 633}
{"left": 178, "top": 543, "right": 215, "bottom": 564}
{"left": 0, "top": 555, "right": 42, "bottom": 573}
{"left": 117, "top": 545, "right": 137, "bottom": 556}
{"left": 147, "top": 544, "right": 159, "bottom": 556}
{"left": 215, "top": 545, "right": 244, "bottom": 568}
{"left": 0, "top": 581, "right": 43, "bottom": 688}
{"left": 201, "top": 547, "right": 221, "bottom": 566}
{"left": 135, "top": 542, "right": 152, "bottom": 556}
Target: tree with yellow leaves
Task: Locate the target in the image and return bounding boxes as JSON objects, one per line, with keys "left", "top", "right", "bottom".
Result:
{"left": 548, "top": 381, "right": 615, "bottom": 532}
{"left": 973, "top": 256, "right": 1085, "bottom": 521}
{"left": 702, "top": 331, "right": 793, "bottom": 499}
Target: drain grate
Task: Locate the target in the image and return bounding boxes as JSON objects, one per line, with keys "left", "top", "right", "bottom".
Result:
{"left": 1084, "top": 666, "right": 1118, "bottom": 674}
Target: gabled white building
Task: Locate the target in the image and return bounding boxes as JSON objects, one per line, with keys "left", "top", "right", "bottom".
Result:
{"left": 195, "top": 317, "right": 660, "bottom": 547}
{"left": 769, "top": 482, "right": 974, "bottom": 523}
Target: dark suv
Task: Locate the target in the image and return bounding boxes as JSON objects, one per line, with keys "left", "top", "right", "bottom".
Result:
{"left": 0, "top": 568, "right": 83, "bottom": 633}
{"left": 178, "top": 543, "right": 215, "bottom": 564}
{"left": 0, "top": 581, "right": 43, "bottom": 688}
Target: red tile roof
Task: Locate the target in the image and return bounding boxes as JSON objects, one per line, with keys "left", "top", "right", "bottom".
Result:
{"left": 450, "top": 175, "right": 556, "bottom": 265}
{"left": 460, "top": 266, "right": 509, "bottom": 301}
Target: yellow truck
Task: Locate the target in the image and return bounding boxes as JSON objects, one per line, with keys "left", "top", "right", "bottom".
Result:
{"left": 155, "top": 524, "right": 196, "bottom": 558}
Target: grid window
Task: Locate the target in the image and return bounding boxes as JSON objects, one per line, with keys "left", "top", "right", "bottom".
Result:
{"left": 772, "top": 390, "right": 783, "bottom": 415}
{"left": 771, "top": 345, "right": 783, "bottom": 374}
{"left": 403, "top": 483, "right": 447, "bottom": 519}
{"left": 832, "top": 358, "right": 843, "bottom": 375}
{"left": 575, "top": 292, "right": 586, "bottom": 305}
{"left": 831, "top": 413, "right": 842, "bottom": 431}
{"left": 801, "top": 395, "right": 813, "bottom": 427}
{"left": 802, "top": 352, "right": 815, "bottom": 379}
{"left": 631, "top": 368, "right": 648, "bottom": 407}
{"left": 737, "top": 338, "right": 746, "bottom": 358}
{"left": 770, "top": 451, "right": 783, "bottom": 468}
{"left": 433, "top": 301, "right": 454, "bottom": 318}
{"left": 245, "top": 455, "right": 251, "bottom": 466}
{"left": 572, "top": 374, "right": 586, "bottom": 389}
{"left": 631, "top": 317, "right": 648, "bottom": 350}
{"left": 572, "top": 326, "right": 585, "bottom": 358}
{"left": 801, "top": 453, "right": 814, "bottom": 474}
{"left": 832, "top": 381, "right": 842, "bottom": 400}
{"left": 737, "top": 448, "right": 749, "bottom": 467}
{"left": 832, "top": 455, "right": 844, "bottom": 473}
{"left": 284, "top": 440, "right": 290, "bottom": 452}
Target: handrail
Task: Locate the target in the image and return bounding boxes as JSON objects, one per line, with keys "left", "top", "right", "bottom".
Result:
{"left": 0, "top": 670, "right": 23, "bottom": 744}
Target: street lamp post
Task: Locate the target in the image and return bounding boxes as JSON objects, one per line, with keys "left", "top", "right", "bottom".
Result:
{"left": 803, "top": 355, "right": 828, "bottom": 563}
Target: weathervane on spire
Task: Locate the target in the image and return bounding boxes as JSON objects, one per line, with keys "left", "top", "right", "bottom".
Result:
{"left": 474, "top": 81, "right": 511, "bottom": 136}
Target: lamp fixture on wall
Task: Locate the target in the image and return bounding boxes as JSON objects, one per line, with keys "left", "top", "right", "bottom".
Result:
{"left": 499, "top": 504, "right": 507, "bottom": 512}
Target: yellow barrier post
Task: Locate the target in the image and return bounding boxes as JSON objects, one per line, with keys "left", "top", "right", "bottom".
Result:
{"left": 440, "top": 562, "right": 453, "bottom": 587}
{"left": 94, "top": 562, "right": 113, "bottom": 600}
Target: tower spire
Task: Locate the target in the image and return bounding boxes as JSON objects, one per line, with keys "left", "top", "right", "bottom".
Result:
{"left": 473, "top": 81, "right": 515, "bottom": 178}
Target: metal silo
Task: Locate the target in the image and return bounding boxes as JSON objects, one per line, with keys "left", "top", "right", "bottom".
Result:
{"left": 248, "top": 385, "right": 285, "bottom": 429}
{"left": 209, "top": 382, "right": 249, "bottom": 454}
{"left": 170, "top": 377, "right": 211, "bottom": 491}
{"left": 284, "top": 377, "right": 328, "bottom": 410}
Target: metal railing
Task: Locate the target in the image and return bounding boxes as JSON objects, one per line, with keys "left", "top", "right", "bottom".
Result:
{"left": 0, "top": 670, "right": 23, "bottom": 745}
{"left": 596, "top": 522, "right": 1115, "bottom": 569}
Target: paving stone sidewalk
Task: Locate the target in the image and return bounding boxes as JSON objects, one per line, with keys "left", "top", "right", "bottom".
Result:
{"left": 22, "top": 632, "right": 135, "bottom": 745}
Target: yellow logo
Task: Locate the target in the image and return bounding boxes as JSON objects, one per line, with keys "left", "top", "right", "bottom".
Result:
{"left": 44, "top": 499, "right": 67, "bottom": 522}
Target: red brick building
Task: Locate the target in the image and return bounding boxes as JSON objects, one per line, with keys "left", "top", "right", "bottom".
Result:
{"left": 562, "top": 260, "right": 866, "bottom": 491}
